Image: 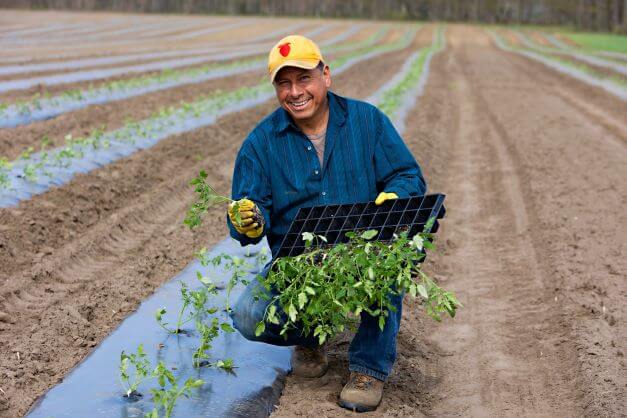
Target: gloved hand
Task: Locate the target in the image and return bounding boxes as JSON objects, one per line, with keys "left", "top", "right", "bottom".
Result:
{"left": 228, "top": 198, "right": 264, "bottom": 238}
{"left": 375, "top": 191, "right": 398, "bottom": 205}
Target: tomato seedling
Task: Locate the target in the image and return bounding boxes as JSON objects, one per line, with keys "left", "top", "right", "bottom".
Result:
{"left": 145, "top": 361, "right": 204, "bottom": 418}
{"left": 184, "top": 170, "right": 245, "bottom": 228}
{"left": 119, "top": 344, "right": 152, "bottom": 398}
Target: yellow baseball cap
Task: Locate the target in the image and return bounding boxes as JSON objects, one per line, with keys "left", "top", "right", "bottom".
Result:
{"left": 268, "top": 35, "right": 325, "bottom": 83}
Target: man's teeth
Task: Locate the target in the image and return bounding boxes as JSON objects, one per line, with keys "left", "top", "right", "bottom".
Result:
{"left": 290, "top": 99, "right": 310, "bottom": 108}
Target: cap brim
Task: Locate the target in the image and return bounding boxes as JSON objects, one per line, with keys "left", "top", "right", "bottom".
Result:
{"left": 269, "top": 59, "right": 320, "bottom": 83}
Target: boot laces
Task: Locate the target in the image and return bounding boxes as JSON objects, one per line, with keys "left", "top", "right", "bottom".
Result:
{"left": 352, "top": 373, "right": 374, "bottom": 390}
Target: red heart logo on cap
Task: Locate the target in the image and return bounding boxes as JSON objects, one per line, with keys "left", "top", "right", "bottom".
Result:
{"left": 278, "top": 42, "right": 291, "bottom": 57}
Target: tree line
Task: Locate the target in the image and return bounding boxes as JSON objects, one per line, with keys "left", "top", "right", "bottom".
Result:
{"left": 2, "top": 0, "right": 627, "bottom": 33}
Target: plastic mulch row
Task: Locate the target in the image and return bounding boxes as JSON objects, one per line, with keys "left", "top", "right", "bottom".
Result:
{"left": 276, "top": 194, "right": 446, "bottom": 258}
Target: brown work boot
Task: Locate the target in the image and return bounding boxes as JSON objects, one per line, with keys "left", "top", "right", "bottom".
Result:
{"left": 290, "top": 345, "right": 328, "bottom": 378}
{"left": 338, "top": 371, "right": 384, "bottom": 412}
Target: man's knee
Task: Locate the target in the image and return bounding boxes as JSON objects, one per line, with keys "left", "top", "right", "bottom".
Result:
{"left": 230, "top": 284, "right": 270, "bottom": 342}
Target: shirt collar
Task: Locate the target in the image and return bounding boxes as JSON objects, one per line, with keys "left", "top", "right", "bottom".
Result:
{"left": 274, "top": 91, "right": 347, "bottom": 135}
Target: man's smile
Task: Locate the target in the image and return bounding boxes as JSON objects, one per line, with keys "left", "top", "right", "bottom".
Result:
{"left": 288, "top": 97, "right": 312, "bottom": 111}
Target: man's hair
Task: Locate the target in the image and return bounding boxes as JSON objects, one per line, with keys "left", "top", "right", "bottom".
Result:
{"left": 316, "top": 61, "right": 325, "bottom": 72}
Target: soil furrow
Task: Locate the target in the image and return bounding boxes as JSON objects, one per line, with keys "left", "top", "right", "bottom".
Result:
{"left": 0, "top": 38, "right": 426, "bottom": 417}
{"left": 425, "top": 25, "right": 625, "bottom": 417}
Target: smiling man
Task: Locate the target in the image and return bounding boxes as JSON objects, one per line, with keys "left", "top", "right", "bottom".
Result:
{"left": 227, "top": 35, "right": 426, "bottom": 412}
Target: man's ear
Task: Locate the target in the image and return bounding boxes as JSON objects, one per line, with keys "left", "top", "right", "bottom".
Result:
{"left": 323, "top": 65, "right": 331, "bottom": 88}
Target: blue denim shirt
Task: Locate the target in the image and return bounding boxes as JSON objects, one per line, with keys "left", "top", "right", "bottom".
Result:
{"left": 228, "top": 91, "right": 426, "bottom": 257}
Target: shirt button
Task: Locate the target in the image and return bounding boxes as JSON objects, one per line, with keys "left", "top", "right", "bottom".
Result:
{"left": 321, "top": 191, "right": 326, "bottom": 196}
{"left": 307, "top": 146, "right": 312, "bottom": 151}
{"left": 314, "top": 170, "right": 319, "bottom": 175}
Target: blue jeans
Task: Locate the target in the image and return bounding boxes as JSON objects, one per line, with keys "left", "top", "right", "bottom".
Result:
{"left": 230, "top": 265, "right": 404, "bottom": 381}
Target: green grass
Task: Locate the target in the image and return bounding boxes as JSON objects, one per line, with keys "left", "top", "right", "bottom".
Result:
{"left": 562, "top": 32, "right": 627, "bottom": 54}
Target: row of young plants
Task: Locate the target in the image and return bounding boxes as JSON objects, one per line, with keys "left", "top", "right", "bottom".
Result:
{"left": 0, "top": 57, "right": 263, "bottom": 128}
{"left": 377, "top": 26, "right": 445, "bottom": 132}
{"left": 542, "top": 31, "right": 627, "bottom": 61}
{"left": 0, "top": 26, "right": 388, "bottom": 128}
{"left": 512, "top": 30, "right": 627, "bottom": 76}
{"left": 117, "top": 243, "right": 269, "bottom": 417}
{"left": 489, "top": 29, "right": 627, "bottom": 101}
{"left": 0, "top": 27, "right": 416, "bottom": 207}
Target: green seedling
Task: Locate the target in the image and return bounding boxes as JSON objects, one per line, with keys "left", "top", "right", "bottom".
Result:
{"left": 0, "top": 157, "right": 13, "bottom": 189}
{"left": 19, "top": 147, "right": 35, "bottom": 160}
{"left": 192, "top": 317, "right": 220, "bottom": 368}
{"left": 184, "top": 169, "right": 245, "bottom": 229}
{"left": 146, "top": 362, "right": 204, "bottom": 418}
{"left": 196, "top": 251, "right": 251, "bottom": 312}
{"left": 22, "top": 163, "right": 39, "bottom": 183}
{"left": 215, "top": 358, "right": 235, "bottom": 371}
{"left": 40, "top": 135, "right": 50, "bottom": 150}
{"left": 119, "top": 344, "right": 152, "bottom": 398}
{"left": 155, "top": 282, "right": 196, "bottom": 334}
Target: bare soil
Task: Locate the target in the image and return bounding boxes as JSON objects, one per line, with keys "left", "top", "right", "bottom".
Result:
{"left": 0, "top": 29, "right": 427, "bottom": 417}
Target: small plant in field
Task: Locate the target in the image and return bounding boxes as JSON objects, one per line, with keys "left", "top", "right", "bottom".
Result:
{"left": 21, "top": 163, "right": 38, "bottom": 182}
{"left": 145, "top": 362, "right": 204, "bottom": 418}
{"left": 215, "top": 358, "right": 235, "bottom": 372}
{"left": 17, "top": 101, "right": 31, "bottom": 116}
{"left": 40, "top": 135, "right": 50, "bottom": 150}
{"left": 190, "top": 315, "right": 236, "bottom": 368}
{"left": 254, "top": 226, "right": 460, "bottom": 345}
{"left": 0, "top": 157, "right": 13, "bottom": 189}
{"left": 192, "top": 317, "right": 220, "bottom": 367}
{"left": 184, "top": 169, "right": 244, "bottom": 229}
{"left": 155, "top": 282, "right": 210, "bottom": 334}
{"left": 119, "top": 344, "right": 152, "bottom": 398}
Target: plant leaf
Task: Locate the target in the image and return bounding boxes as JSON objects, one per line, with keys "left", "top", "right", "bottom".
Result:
{"left": 298, "top": 292, "right": 308, "bottom": 309}
{"left": 417, "top": 284, "right": 428, "bottom": 299}
{"left": 288, "top": 304, "right": 298, "bottom": 322}
{"left": 361, "top": 229, "right": 378, "bottom": 240}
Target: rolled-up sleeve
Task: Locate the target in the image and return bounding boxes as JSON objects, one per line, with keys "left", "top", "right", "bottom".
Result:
{"left": 373, "top": 110, "right": 427, "bottom": 197}
{"left": 228, "top": 136, "right": 272, "bottom": 246}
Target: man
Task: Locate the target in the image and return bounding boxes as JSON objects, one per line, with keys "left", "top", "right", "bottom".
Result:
{"left": 227, "top": 35, "right": 426, "bottom": 412}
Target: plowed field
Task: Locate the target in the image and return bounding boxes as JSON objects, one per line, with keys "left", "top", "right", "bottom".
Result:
{"left": 0, "top": 11, "right": 624, "bottom": 418}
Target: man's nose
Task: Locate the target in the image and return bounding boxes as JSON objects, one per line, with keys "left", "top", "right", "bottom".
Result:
{"left": 289, "top": 82, "right": 303, "bottom": 97}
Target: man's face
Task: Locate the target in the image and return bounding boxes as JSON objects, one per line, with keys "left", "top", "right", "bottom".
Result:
{"left": 273, "top": 64, "right": 331, "bottom": 123}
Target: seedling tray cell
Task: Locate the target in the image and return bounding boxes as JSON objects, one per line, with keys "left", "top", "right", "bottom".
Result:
{"left": 277, "top": 194, "right": 446, "bottom": 258}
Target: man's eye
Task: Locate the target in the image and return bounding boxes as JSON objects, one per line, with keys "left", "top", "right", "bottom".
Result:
{"left": 300, "top": 75, "right": 310, "bottom": 81}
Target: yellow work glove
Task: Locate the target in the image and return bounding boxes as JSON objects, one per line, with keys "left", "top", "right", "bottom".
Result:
{"left": 375, "top": 191, "right": 399, "bottom": 205}
{"left": 228, "top": 198, "right": 264, "bottom": 238}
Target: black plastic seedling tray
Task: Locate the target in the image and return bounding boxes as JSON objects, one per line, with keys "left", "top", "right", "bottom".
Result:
{"left": 277, "top": 194, "right": 446, "bottom": 258}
